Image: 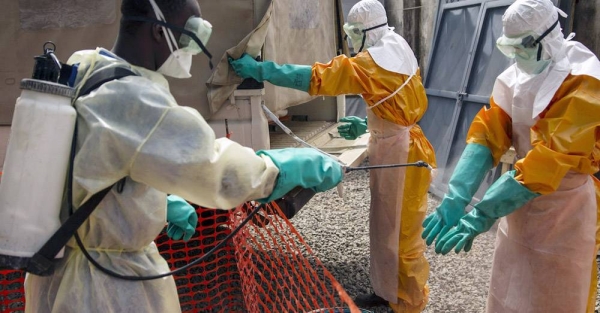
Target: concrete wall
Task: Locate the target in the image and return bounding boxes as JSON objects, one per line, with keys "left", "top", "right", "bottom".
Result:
{"left": 385, "top": 1, "right": 438, "bottom": 75}
{"left": 573, "top": 0, "right": 600, "bottom": 57}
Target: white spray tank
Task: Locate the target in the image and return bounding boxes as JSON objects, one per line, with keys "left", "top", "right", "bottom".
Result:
{"left": 0, "top": 42, "right": 76, "bottom": 270}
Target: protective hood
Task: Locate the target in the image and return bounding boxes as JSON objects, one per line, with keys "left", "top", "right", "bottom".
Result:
{"left": 502, "top": 0, "right": 569, "bottom": 64}
{"left": 493, "top": 41, "right": 600, "bottom": 121}
{"left": 490, "top": 0, "right": 600, "bottom": 122}
{"left": 367, "top": 30, "right": 418, "bottom": 76}
{"left": 348, "top": 0, "right": 388, "bottom": 49}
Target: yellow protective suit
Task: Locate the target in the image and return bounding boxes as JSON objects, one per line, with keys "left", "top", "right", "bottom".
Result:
{"left": 309, "top": 49, "right": 436, "bottom": 312}
{"left": 467, "top": 72, "right": 600, "bottom": 312}
{"left": 24, "top": 49, "right": 280, "bottom": 313}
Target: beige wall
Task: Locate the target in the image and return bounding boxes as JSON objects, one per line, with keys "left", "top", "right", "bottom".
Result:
{"left": 419, "top": 1, "right": 438, "bottom": 75}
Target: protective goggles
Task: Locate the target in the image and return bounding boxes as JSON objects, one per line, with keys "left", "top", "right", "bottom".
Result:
{"left": 496, "top": 19, "right": 559, "bottom": 61}
{"left": 496, "top": 34, "right": 539, "bottom": 59}
{"left": 123, "top": 15, "right": 214, "bottom": 69}
{"left": 343, "top": 22, "right": 387, "bottom": 52}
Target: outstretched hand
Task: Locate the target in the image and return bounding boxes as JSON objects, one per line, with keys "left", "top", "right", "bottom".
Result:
{"left": 228, "top": 53, "right": 262, "bottom": 80}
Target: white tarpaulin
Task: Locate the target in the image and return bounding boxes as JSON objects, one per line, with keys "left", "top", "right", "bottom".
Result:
{"left": 206, "top": 0, "right": 338, "bottom": 117}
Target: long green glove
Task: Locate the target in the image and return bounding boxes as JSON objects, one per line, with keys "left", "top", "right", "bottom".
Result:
{"left": 422, "top": 144, "right": 494, "bottom": 246}
{"left": 228, "top": 54, "right": 312, "bottom": 92}
{"left": 166, "top": 195, "right": 198, "bottom": 242}
{"left": 435, "top": 170, "right": 540, "bottom": 255}
{"left": 257, "top": 148, "right": 343, "bottom": 203}
{"left": 338, "top": 116, "right": 367, "bottom": 140}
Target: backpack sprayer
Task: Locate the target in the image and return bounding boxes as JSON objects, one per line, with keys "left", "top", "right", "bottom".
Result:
{"left": 0, "top": 42, "right": 77, "bottom": 272}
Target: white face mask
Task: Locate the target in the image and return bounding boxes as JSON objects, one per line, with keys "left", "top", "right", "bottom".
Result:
{"left": 142, "top": 0, "right": 213, "bottom": 78}
{"left": 515, "top": 55, "right": 551, "bottom": 75}
{"left": 157, "top": 50, "right": 194, "bottom": 78}
{"left": 158, "top": 17, "right": 213, "bottom": 78}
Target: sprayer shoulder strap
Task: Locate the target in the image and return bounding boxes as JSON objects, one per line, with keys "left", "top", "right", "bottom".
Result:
{"left": 28, "top": 66, "right": 138, "bottom": 275}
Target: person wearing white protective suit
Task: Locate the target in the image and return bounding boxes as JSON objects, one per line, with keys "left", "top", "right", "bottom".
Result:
{"left": 423, "top": 0, "right": 600, "bottom": 312}
{"left": 23, "top": 0, "right": 343, "bottom": 312}
{"left": 229, "top": 0, "right": 436, "bottom": 311}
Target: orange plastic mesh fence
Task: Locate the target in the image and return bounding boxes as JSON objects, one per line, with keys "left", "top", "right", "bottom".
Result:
{"left": 1, "top": 202, "right": 360, "bottom": 313}
{"left": 0, "top": 270, "right": 25, "bottom": 312}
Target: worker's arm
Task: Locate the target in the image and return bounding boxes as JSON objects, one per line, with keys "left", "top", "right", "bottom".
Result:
{"left": 74, "top": 69, "right": 342, "bottom": 210}
{"left": 422, "top": 97, "right": 512, "bottom": 247}
{"left": 308, "top": 52, "right": 390, "bottom": 97}
{"left": 126, "top": 89, "right": 341, "bottom": 209}
{"left": 229, "top": 52, "right": 389, "bottom": 97}
{"left": 229, "top": 54, "right": 312, "bottom": 92}
{"left": 465, "top": 100, "right": 513, "bottom": 166}
{"left": 514, "top": 75, "right": 600, "bottom": 194}
{"left": 129, "top": 104, "right": 279, "bottom": 209}
{"left": 422, "top": 98, "right": 509, "bottom": 246}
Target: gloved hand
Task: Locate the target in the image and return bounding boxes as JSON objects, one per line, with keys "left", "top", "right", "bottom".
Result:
{"left": 166, "top": 195, "right": 198, "bottom": 242}
{"left": 228, "top": 53, "right": 312, "bottom": 92}
{"left": 422, "top": 144, "right": 493, "bottom": 246}
{"left": 435, "top": 170, "right": 539, "bottom": 255}
{"left": 337, "top": 116, "right": 367, "bottom": 140}
{"left": 256, "top": 148, "right": 343, "bottom": 203}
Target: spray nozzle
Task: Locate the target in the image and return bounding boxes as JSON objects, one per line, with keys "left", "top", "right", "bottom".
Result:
{"left": 32, "top": 41, "right": 62, "bottom": 82}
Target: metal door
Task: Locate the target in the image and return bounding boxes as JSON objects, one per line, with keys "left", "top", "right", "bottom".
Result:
{"left": 420, "top": 0, "right": 519, "bottom": 200}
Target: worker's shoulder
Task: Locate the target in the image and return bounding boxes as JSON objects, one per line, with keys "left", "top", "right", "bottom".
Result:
{"left": 563, "top": 74, "right": 600, "bottom": 102}
{"left": 75, "top": 65, "right": 176, "bottom": 112}
{"left": 350, "top": 51, "right": 377, "bottom": 66}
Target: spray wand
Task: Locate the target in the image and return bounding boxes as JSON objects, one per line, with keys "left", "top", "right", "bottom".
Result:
{"left": 344, "top": 161, "right": 432, "bottom": 172}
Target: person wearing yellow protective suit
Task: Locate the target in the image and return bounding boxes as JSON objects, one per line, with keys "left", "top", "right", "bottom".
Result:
{"left": 23, "top": 0, "right": 343, "bottom": 312}
{"left": 423, "top": 0, "right": 600, "bottom": 312}
{"left": 229, "top": 1, "right": 436, "bottom": 311}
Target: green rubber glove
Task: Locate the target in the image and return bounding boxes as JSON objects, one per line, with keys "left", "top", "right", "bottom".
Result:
{"left": 435, "top": 170, "right": 540, "bottom": 255}
{"left": 337, "top": 116, "right": 367, "bottom": 140}
{"left": 257, "top": 148, "right": 343, "bottom": 203}
{"left": 422, "top": 144, "right": 494, "bottom": 246}
{"left": 166, "top": 195, "right": 198, "bottom": 242}
{"left": 228, "top": 54, "right": 312, "bottom": 92}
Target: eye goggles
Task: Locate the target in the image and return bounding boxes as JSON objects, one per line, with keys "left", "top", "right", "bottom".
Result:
{"left": 496, "top": 19, "right": 559, "bottom": 61}
{"left": 178, "top": 17, "right": 213, "bottom": 54}
{"left": 123, "top": 15, "right": 214, "bottom": 69}
{"left": 343, "top": 22, "right": 388, "bottom": 52}
{"left": 496, "top": 34, "right": 539, "bottom": 59}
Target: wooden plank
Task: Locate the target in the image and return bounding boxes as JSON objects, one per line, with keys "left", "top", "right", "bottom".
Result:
{"left": 500, "top": 147, "right": 517, "bottom": 174}
{"left": 268, "top": 120, "right": 369, "bottom": 166}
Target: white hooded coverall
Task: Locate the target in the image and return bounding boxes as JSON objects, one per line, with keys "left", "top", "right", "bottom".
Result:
{"left": 24, "top": 49, "right": 279, "bottom": 313}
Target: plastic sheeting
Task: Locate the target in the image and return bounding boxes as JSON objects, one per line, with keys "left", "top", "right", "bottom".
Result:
{"left": 205, "top": 2, "right": 273, "bottom": 115}
{"left": 261, "top": 0, "right": 338, "bottom": 114}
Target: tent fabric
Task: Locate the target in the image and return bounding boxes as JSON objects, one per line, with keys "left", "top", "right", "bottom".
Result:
{"left": 206, "top": 0, "right": 338, "bottom": 116}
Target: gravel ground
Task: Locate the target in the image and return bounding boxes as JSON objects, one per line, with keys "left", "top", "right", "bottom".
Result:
{"left": 291, "top": 161, "right": 600, "bottom": 313}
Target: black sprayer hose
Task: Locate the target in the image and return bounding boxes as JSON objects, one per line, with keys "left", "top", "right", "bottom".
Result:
{"left": 73, "top": 203, "right": 263, "bottom": 281}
